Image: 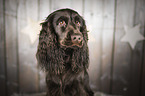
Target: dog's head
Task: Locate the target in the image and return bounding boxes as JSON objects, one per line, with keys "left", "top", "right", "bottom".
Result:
{"left": 41, "top": 8, "right": 88, "bottom": 48}
{"left": 37, "top": 9, "right": 89, "bottom": 73}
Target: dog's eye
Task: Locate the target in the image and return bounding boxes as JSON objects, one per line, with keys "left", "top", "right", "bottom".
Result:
{"left": 76, "top": 21, "right": 80, "bottom": 26}
{"left": 59, "top": 20, "right": 66, "bottom": 26}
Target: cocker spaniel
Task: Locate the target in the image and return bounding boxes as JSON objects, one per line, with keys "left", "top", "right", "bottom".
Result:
{"left": 36, "top": 8, "right": 94, "bottom": 96}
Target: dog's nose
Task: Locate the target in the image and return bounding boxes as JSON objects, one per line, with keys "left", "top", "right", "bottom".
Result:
{"left": 71, "top": 35, "right": 83, "bottom": 44}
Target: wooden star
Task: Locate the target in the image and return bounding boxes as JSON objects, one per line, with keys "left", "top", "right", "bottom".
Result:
{"left": 121, "top": 25, "right": 145, "bottom": 49}
{"left": 21, "top": 18, "right": 42, "bottom": 44}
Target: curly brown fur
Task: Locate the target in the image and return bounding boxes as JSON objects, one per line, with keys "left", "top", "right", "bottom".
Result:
{"left": 36, "top": 8, "right": 94, "bottom": 96}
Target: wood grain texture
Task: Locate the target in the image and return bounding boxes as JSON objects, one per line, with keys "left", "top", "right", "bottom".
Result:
{"left": 128, "top": 0, "right": 145, "bottom": 96}
{"left": 0, "top": 0, "right": 6, "bottom": 95}
{"left": 112, "top": 0, "right": 136, "bottom": 95}
{"left": 51, "top": 0, "right": 84, "bottom": 14}
{"left": 39, "top": 0, "right": 51, "bottom": 21}
{"left": 18, "top": 0, "right": 39, "bottom": 93}
{"left": 84, "top": 0, "right": 104, "bottom": 91}
{"left": 140, "top": 0, "right": 145, "bottom": 96}
{"left": 5, "top": 0, "right": 18, "bottom": 95}
{"left": 51, "top": 0, "right": 69, "bottom": 10}
{"left": 51, "top": 0, "right": 71, "bottom": 12}
{"left": 71, "top": 0, "right": 83, "bottom": 16}
{"left": 141, "top": 42, "right": 145, "bottom": 96}
{"left": 101, "top": 0, "right": 115, "bottom": 93}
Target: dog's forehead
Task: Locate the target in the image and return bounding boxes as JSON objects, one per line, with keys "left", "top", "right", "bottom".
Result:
{"left": 56, "top": 11, "right": 70, "bottom": 17}
{"left": 54, "top": 11, "right": 78, "bottom": 19}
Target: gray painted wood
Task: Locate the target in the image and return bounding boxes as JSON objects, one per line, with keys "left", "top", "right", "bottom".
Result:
{"left": 128, "top": 0, "right": 145, "bottom": 95}
{"left": 112, "top": 0, "right": 136, "bottom": 95}
{"left": 39, "top": 0, "right": 51, "bottom": 21}
{"left": 17, "top": 0, "right": 27, "bottom": 93}
{"left": 0, "top": 0, "right": 6, "bottom": 96}
{"left": 51, "top": 0, "right": 71, "bottom": 12}
{"left": 71, "top": 0, "right": 83, "bottom": 16}
{"left": 137, "top": 0, "right": 145, "bottom": 96}
{"left": 84, "top": 0, "right": 104, "bottom": 91}
{"left": 51, "top": 0, "right": 83, "bottom": 16}
{"left": 101, "top": 0, "right": 115, "bottom": 93}
{"left": 141, "top": 47, "right": 145, "bottom": 96}
{"left": 18, "top": 0, "right": 39, "bottom": 93}
{"left": 51, "top": 0, "right": 84, "bottom": 16}
{"left": 5, "top": 0, "right": 18, "bottom": 95}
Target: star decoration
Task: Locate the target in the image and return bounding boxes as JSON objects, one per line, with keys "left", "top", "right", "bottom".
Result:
{"left": 121, "top": 24, "right": 145, "bottom": 49}
{"left": 21, "top": 18, "right": 42, "bottom": 44}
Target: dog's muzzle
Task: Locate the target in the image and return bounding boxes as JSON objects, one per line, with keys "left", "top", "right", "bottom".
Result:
{"left": 71, "top": 33, "right": 83, "bottom": 47}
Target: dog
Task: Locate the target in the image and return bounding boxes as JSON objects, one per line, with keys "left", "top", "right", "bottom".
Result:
{"left": 36, "top": 8, "right": 94, "bottom": 96}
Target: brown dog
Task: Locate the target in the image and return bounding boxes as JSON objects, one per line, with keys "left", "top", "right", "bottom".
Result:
{"left": 36, "top": 8, "right": 94, "bottom": 96}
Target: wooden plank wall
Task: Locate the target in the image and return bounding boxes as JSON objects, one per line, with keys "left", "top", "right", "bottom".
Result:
{"left": 18, "top": 0, "right": 39, "bottom": 93}
{"left": 129, "top": 0, "right": 145, "bottom": 96}
{"left": 0, "top": 0, "right": 6, "bottom": 96}
{"left": 112, "top": 0, "right": 145, "bottom": 96}
{"left": 112, "top": 0, "right": 136, "bottom": 95}
{"left": 5, "top": 0, "right": 18, "bottom": 96}
{"left": 0, "top": 0, "right": 145, "bottom": 96}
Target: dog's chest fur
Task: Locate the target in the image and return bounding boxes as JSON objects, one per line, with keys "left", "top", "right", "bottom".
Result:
{"left": 57, "top": 48, "right": 84, "bottom": 85}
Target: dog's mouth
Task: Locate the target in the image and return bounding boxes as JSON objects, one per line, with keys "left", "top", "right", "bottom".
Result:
{"left": 60, "top": 40, "right": 83, "bottom": 48}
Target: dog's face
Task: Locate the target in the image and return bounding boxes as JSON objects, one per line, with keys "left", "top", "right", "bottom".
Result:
{"left": 37, "top": 8, "right": 90, "bottom": 75}
{"left": 50, "top": 9, "right": 86, "bottom": 48}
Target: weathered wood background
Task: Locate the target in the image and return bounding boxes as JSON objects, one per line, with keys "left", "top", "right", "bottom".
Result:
{"left": 0, "top": 0, "right": 145, "bottom": 96}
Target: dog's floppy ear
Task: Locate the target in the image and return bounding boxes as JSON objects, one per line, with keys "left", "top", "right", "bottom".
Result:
{"left": 36, "top": 13, "right": 65, "bottom": 74}
{"left": 81, "top": 18, "right": 89, "bottom": 43}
